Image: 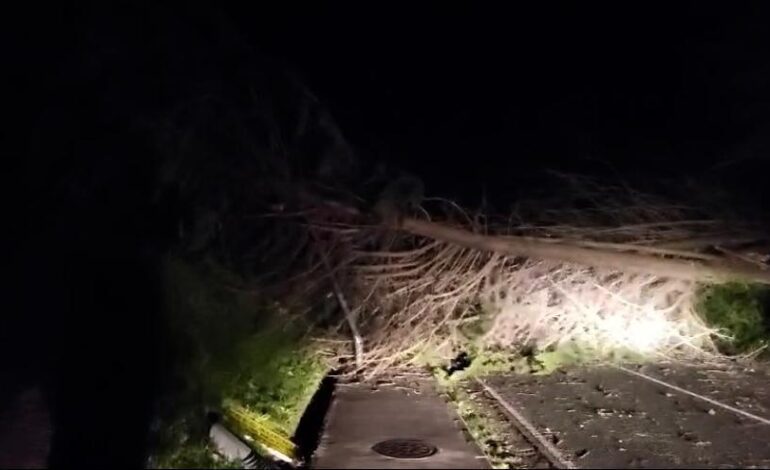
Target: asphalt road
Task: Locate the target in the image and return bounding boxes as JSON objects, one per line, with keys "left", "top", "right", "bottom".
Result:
{"left": 482, "top": 361, "right": 770, "bottom": 468}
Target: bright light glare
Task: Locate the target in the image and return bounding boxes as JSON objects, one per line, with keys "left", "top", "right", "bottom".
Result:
{"left": 599, "top": 313, "right": 671, "bottom": 353}
{"left": 482, "top": 268, "right": 716, "bottom": 357}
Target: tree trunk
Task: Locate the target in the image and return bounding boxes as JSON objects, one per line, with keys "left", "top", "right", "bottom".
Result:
{"left": 400, "top": 218, "right": 770, "bottom": 285}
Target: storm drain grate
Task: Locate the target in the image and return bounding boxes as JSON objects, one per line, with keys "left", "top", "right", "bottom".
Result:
{"left": 372, "top": 438, "right": 438, "bottom": 459}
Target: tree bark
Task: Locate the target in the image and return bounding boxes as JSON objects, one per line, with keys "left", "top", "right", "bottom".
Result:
{"left": 400, "top": 218, "right": 770, "bottom": 285}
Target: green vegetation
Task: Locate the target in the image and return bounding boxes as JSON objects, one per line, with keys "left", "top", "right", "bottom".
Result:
{"left": 152, "top": 440, "right": 240, "bottom": 469}
{"left": 220, "top": 332, "right": 328, "bottom": 434}
{"left": 697, "top": 282, "right": 770, "bottom": 355}
{"left": 423, "top": 342, "right": 647, "bottom": 389}
{"left": 441, "top": 383, "right": 523, "bottom": 469}
{"left": 526, "top": 343, "right": 647, "bottom": 374}
{"left": 149, "top": 256, "right": 327, "bottom": 468}
{"left": 415, "top": 299, "right": 648, "bottom": 385}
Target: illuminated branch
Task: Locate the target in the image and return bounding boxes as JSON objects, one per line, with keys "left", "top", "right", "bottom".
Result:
{"left": 400, "top": 218, "right": 770, "bottom": 285}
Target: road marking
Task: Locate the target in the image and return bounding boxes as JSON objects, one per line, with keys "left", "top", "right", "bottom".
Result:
{"left": 476, "top": 379, "right": 577, "bottom": 469}
{"left": 616, "top": 365, "right": 770, "bottom": 426}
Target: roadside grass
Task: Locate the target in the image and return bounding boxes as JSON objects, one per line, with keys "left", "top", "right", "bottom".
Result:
{"left": 151, "top": 438, "right": 241, "bottom": 469}
{"left": 149, "top": 257, "right": 327, "bottom": 468}
{"left": 439, "top": 381, "right": 525, "bottom": 469}
{"left": 422, "top": 342, "right": 647, "bottom": 388}
{"left": 696, "top": 282, "right": 770, "bottom": 356}
{"left": 219, "top": 332, "right": 328, "bottom": 435}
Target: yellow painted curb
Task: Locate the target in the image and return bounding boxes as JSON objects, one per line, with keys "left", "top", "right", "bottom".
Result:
{"left": 224, "top": 403, "right": 298, "bottom": 463}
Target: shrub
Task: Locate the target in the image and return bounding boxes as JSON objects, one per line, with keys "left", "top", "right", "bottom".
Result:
{"left": 696, "top": 282, "right": 770, "bottom": 355}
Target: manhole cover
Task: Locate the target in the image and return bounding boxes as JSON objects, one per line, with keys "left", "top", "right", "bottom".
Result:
{"left": 372, "top": 438, "right": 438, "bottom": 459}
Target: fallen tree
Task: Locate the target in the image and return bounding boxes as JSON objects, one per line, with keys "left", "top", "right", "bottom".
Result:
{"left": 362, "top": 184, "right": 765, "bottom": 373}
{"left": 247, "top": 175, "right": 769, "bottom": 377}
{"left": 399, "top": 218, "right": 770, "bottom": 285}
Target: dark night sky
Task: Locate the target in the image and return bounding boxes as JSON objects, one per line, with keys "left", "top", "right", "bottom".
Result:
{"left": 234, "top": 2, "right": 770, "bottom": 205}
{"left": 10, "top": 2, "right": 770, "bottom": 206}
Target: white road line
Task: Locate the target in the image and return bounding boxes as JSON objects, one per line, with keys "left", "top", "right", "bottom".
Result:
{"left": 476, "top": 379, "right": 577, "bottom": 469}
{"left": 616, "top": 365, "right": 770, "bottom": 426}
